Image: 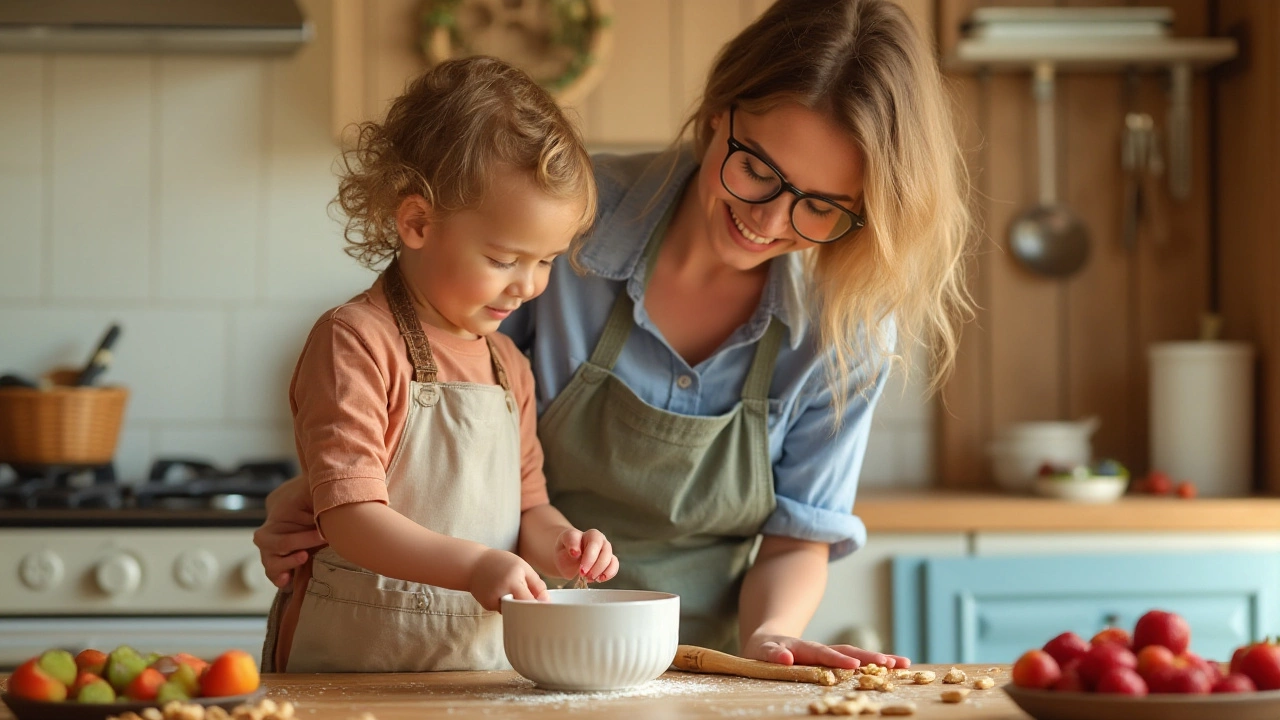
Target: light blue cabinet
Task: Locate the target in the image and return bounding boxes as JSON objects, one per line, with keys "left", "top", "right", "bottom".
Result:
{"left": 893, "top": 553, "right": 1280, "bottom": 664}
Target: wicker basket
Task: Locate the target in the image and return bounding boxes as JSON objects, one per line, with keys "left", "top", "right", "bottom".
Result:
{"left": 0, "top": 372, "right": 128, "bottom": 466}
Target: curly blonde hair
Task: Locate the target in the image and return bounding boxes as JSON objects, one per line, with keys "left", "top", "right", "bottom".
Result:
{"left": 334, "top": 56, "right": 597, "bottom": 269}
{"left": 684, "top": 0, "right": 973, "bottom": 415}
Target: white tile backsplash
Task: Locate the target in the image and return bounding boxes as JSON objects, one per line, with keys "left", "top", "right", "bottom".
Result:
{"left": 157, "top": 58, "right": 266, "bottom": 301}
{"left": 230, "top": 305, "right": 331, "bottom": 422}
{"left": 50, "top": 55, "right": 153, "bottom": 300}
{"left": 0, "top": 56, "right": 45, "bottom": 301}
{"left": 0, "top": 0, "right": 935, "bottom": 486}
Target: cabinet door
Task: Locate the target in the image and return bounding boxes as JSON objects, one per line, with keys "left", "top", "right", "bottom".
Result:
{"left": 894, "top": 553, "right": 1280, "bottom": 664}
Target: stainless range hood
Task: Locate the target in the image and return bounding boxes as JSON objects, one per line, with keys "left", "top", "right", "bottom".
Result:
{"left": 0, "top": 0, "right": 311, "bottom": 55}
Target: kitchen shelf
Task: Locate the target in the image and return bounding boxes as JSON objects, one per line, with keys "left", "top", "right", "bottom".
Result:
{"left": 946, "top": 36, "right": 1238, "bottom": 73}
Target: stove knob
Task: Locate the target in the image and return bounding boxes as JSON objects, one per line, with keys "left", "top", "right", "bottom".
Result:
{"left": 95, "top": 552, "right": 142, "bottom": 597}
{"left": 174, "top": 550, "right": 219, "bottom": 590}
{"left": 239, "top": 559, "right": 269, "bottom": 591}
{"left": 19, "top": 549, "right": 64, "bottom": 591}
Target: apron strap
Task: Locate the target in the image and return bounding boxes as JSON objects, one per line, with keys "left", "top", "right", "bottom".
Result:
{"left": 741, "top": 319, "right": 785, "bottom": 401}
{"left": 485, "top": 336, "right": 512, "bottom": 392}
{"left": 587, "top": 193, "right": 679, "bottom": 371}
{"left": 382, "top": 258, "right": 439, "bottom": 384}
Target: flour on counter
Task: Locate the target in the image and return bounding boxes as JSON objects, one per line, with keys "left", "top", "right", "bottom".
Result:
{"left": 471, "top": 674, "right": 822, "bottom": 708}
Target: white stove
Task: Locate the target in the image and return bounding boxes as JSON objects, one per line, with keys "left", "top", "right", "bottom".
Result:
{"left": 0, "top": 459, "right": 287, "bottom": 668}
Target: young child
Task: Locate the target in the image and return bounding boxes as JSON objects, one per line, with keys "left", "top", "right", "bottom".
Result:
{"left": 263, "top": 56, "right": 618, "bottom": 673}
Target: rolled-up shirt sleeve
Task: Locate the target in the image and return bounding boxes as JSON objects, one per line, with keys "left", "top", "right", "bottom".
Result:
{"left": 291, "top": 316, "right": 391, "bottom": 524}
{"left": 760, "top": 349, "right": 892, "bottom": 561}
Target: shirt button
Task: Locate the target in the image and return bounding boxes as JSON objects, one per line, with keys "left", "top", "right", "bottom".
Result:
{"left": 676, "top": 375, "right": 693, "bottom": 389}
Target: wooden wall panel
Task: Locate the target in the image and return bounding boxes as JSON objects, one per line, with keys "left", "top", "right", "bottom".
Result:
{"left": 1215, "top": 0, "right": 1280, "bottom": 494}
{"left": 938, "top": 0, "right": 1217, "bottom": 486}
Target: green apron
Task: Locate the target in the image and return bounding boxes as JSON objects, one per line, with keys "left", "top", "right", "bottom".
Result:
{"left": 538, "top": 207, "right": 783, "bottom": 653}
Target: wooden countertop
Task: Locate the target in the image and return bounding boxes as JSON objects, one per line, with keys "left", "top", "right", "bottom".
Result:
{"left": 0, "top": 666, "right": 1027, "bottom": 720}
{"left": 855, "top": 490, "right": 1280, "bottom": 533}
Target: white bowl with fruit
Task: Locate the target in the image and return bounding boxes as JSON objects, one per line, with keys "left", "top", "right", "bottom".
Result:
{"left": 1033, "top": 460, "right": 1130, "bottom": 503}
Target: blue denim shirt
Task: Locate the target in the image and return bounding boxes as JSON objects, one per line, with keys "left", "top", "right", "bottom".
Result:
{"left": 502, "top": 149, "right": 889, "bottom": 560}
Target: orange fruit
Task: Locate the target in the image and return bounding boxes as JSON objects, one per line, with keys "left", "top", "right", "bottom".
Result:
{"left": 199, "top": 650, "right": 260, "bottom": 697}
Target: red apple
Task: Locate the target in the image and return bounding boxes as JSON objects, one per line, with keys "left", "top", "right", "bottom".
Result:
{"left": 1096, "top": 667, "right": 1148, "bottom": 696}
{"left": 1147, "top": 471, "right": 1173, "bottom": 495}
{"left": 1133, "top": 610, "right": 1191, "bottom": 655}
{"left": 1176, "top": 481, "right": 1198, "bottom": 499}
{"left": 1136, "top": 645, "right": 1176, "bottom": 681}
{"left": 1181, "top": 651, "right": 1223, "bottom": 683}
{"left": 1078, "top": 642, "right": 1138, "bottom": 687}
{"left": 74, "top": 649, "right": 107, "bottom": 677}
{"left": 1147, "top": 665, "right": 1212, "bottom": 694}
{"left": 1091, "top": 627, "right": 1133, "bottom": 649}
{"left": 1238, "top": 641, "right": 1280, "bottom": 690}
{"left": 1213, "top": 673, "right": 1257, "bottom": 693}
{"left": 1043, "top": 631, "right": 1091, "bottom": 667}
{"left": 8, "top": 658, "right": 68, "bottom": 702}
{"left": 1052, "top": 658, "right": 1088, "bottom": 692}
{"left": 1013, "top": 649, "right": 1062, "bottom": 690}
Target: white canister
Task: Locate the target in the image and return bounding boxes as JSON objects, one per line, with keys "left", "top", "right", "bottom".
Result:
{"left": 1149, "top": 342, "right": 1255, "bottom": 497}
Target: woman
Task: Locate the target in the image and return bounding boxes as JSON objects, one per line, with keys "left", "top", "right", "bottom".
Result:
{"left": 255, "top": 0, "right": 970, "bottom": 670}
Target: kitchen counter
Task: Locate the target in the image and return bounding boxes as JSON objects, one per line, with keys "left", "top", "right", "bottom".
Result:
{"left": 855, "top": 490, "right": 1280, "bottom": 533}
{"left": 0, "top": 666, "right": 1032, "bottom": 720}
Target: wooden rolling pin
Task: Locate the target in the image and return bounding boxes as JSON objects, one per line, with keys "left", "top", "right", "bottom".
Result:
{"left": 671, "top": 645, "right": 845, "bottom": 686}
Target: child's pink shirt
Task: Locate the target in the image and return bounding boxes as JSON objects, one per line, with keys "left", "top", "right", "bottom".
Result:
{"left": 290, "top": 275, "right": 550, "bottom": 519}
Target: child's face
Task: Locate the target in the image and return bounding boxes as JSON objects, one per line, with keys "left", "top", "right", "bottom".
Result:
{"left": 400, "top": 167, "right": 582, "bottom": 339}
{"left": 695, "top": 101, "right": 865, "bottom": 271}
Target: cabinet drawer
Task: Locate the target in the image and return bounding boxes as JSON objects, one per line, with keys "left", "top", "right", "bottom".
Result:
{"left": 893, "top": 553, "right": 1280, "bottom": 664}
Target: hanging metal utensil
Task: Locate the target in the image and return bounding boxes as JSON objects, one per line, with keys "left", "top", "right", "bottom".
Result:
{"left": 1009, "top": 62, "right": 1091, "bottom": 278}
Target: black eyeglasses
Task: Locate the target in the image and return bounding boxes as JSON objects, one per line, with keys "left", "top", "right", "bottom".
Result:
{"left": 719, "top": 106, "right": 866, "bottom": 243}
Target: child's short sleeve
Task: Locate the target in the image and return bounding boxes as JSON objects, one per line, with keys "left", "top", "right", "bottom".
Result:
{"left": 291, "top": 315, "right": 392, "bottom": 521}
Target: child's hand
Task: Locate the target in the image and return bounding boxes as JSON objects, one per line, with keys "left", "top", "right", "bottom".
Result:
{"left": 554, "top": 528, "right": 619, "bottom": 584}
{"left": 470, "top": 548, "right": 548, "bottom": 611}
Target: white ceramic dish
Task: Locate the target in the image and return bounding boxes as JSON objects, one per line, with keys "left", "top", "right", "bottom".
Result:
{"left": 502, "top": 588, "right": 680, "bottom": 692}
{"left": 1034, "top": 475, "right": 1128, "bottom": 503}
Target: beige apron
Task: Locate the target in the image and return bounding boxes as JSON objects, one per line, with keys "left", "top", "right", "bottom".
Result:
{"left": 538, "top": 205, "right": 782, "bottom": 654}
{"left": 267, "top": 259, "right": 522, "bottom": 672}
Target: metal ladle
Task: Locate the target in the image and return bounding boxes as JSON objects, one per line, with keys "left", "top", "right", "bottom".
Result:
{"left": 1009, "top": 63, "right": 1090, "bottom": 278}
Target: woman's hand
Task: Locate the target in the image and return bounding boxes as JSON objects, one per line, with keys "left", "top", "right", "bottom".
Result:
{"left": 253, "top": 476, "right": 324, "bottom": 588}
{"left": 742, "top": 631, "right": 911, "bottom": 670}
{"left": 554, "top": 528, "right": 619, "bottom": 583}
{"left": 470, "top": 548, "right": 549, "bottom": 611}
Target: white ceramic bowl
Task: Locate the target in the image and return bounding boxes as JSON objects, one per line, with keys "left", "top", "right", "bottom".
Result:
{"left": 1034, "top": 475, "right": 1128, "bottom": 503}
{"left": 502, "top": 588, "right": 679, "bottom": 691}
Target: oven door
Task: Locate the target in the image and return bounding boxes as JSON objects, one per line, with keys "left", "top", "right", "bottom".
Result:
{"left": 0, "top": 616, "right": 267, "bottom": 670}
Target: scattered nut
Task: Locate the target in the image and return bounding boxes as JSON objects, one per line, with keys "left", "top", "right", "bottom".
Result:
{"left": 912, "top": 670, "right": 936, "bottom": 685}
{"left": 206, "top": 709, "right": 231, "bottom": 720}
{"left": 973, "top": 676, "right": 995, "bottom": 690}
{"left": 940, "top": 688, "right": 971, "bottom": 703}
{"left": 893, "top": 669, "right": 913, "bottom": 680}
{"left": 142, "top": 709, "right": 164, "bottom": 720}
{"left": 822, "top": 694, "right": 844, "bottom": 706}
{"left": 987, "top": 667, "right": 1001, "bottom": 674}
{"left": 861, "top": 663, "right": 888, "bottom": 676}
{"left": 809, "top": 699, "right": 831, "bottom": 715}
{"left": 857, "top": 674, "right": 886, "bottom": 690}
{"left": 858, "top": 701, "right": 881, "bottom": 715}
{"left": 833, "top": 668, "right": 859, "bottom": 684}
{"left": 943, "top": 667, "right": 967, "bottom": 684}
{"left": 880, "top": 681, "right": 896, "bottom": 692}
{"left": 880, "top": 702, "right": 917, "bottom": 716}
{"left": 829, "top": 699, "right": 863, "bottom": 716}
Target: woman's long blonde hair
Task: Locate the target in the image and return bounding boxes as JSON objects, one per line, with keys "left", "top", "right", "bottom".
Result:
{"left": 685, "top": 0, "right": 973, "bottom": 416}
